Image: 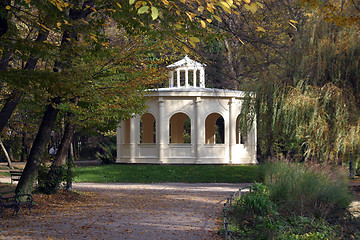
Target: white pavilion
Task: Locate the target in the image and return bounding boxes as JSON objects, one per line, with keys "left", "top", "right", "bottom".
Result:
{"left": 116, "top": 56, "right": 257, "bottom": 164}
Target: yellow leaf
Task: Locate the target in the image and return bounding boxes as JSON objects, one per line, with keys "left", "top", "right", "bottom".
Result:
{"left": 289, "top": 22, "right": 297, "bottom": 30}
{"left": 289, "top": 19, "right": 298, "bottom": 24}
{"left": 206, "top": 3, "right": 215, "bottom": 13}
{"left": 161, "top": 0, "right": 169, "bottom": 5}
{"left": 189, "top": 39, "right": 196, "bottom": 48}
{"left": 198, "top": 6, "right": 204, "bottom": 12}
{"left": 90, "top": 36, "right": 98, "bottom": 42}
{"left": 213, "top": 15, "right": 222, "bottom": 22}
{"left": 201, "top": 20, "right": 206, "bottom": 28}
{"left": 116, "top": 2, "right": 122, "bottom": 8}
{"left": 206, "top": 18, "right": 212, "bottom": 23}
{"left": 25, "top": 0, "right": 31, "bottom": 4}
{"left": 185, "top": 12, "right": 196, "bottom": 21}
{"left": 138, "top": 6, "right": 149, "bottom": 14}
{"left": 256, "top": 2, "right": 264, "bottom": 8}
{"left": 256, "top": 26, "right": 266, "bottom": 32}
{"left": 244, "top": 0, "right": 251, "bottom": 3}
{"left": 226, "top": 0, "right": 234, "bottom": 6}
{"left": 238, "top": 38, "right": 244, "bottom": 44}
{"left": 129, "top": 0, "right": 135, "bottom": 5}
{"left": 57, "top": 22, "right": 62, "bottom": 28}
{"left": 151, "top": 6, "right": 159, "bottom": 20}
{"left": 5, "top": 6, "right": 10, "bottom": 10}
{"left": 219, "top": 2, "right": 231, "bottom": 13}
{"left": 39, "top": 23, "right": 51, "bottom": 31}
{"left": 190, "top": 36, "right": 200, "bottom": 42}
{"left": 244, "top": 3, "right": 257, "bottom": 14}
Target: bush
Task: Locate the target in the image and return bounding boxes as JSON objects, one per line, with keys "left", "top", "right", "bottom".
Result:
{"left": 37, "top": 160, "right": 75, "bottom": 194}
{"left": 38, "top": 164, "right": 66, "bottom": 194}
{"left": 95, "top": 136, "right": 116, "bottom": 164}
{"left": 225, "top": 162, "right": 358, "bottom": 239}
{"left": 227, "top": 183, "right": 278, "bottom": 239}
{"left": 263, "top": 161, "right": 352, "bottom": 221}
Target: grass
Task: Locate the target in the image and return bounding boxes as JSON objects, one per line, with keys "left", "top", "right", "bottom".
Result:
{"left": 73, "top": 164, "right": 261, "bottom": 183}
{"left": 0, "top": 171, "right": 10, "bottom": 177}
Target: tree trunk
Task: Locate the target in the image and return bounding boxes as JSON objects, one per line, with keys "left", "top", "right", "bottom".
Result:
{"left": 0, "top": 91, "right": 23, "bottom": 133}
{"left": 15, "top": 102, "right": 59, "bottom": 194}
{"left": 21, "top": 132, "right": 28, "bottom": 162}
{"left": 52, "top": 121, "right": 76, "bottom": 168}
{"left": 0, "top": 139, "right": 12, "bottom": 169}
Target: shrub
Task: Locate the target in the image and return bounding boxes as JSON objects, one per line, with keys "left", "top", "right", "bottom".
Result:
{"left": 263, "top": 161, "right": 353, "bottom": 221}
{"left": 227, "top": 183, "right": 278, "bottom": 239}
{"left": 38, "top": 164, "right": 66, "bottom": 194}
{"left": 37, "top": 160, "right": 75, "bottom": 194}
{"left": 95, "top": 136, "right": 116, "bottom": 164}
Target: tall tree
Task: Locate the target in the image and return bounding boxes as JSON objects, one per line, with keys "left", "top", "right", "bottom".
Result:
{"left": 2, "top": 0, "right": 233, "bottom": 194}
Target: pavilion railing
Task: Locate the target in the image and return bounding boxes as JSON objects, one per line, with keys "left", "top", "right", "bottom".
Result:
{"left": 223, "top": 186, "right": 251, "bottom": 240}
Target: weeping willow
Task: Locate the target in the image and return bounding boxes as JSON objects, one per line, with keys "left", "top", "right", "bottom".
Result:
{"left": 282, "top": 83, "right": 360, "bottom": 163}
{"left": 235, "top": 0, "right": 360, "bottom": 166}
{"left": 279, "top": 2, "right": 360, "bottom": 164}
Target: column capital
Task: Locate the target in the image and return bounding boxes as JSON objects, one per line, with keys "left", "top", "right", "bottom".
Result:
{"left": 228, "top": 97, "right": 236, "bottom": 105}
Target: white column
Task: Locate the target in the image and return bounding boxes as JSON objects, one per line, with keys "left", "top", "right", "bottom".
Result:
{"left": 193, "top": 69, "right": 197, "bottom": 87}
{"left": 185, "top": 68, "right": 189, "bottom": 87}
{"left": 169, "top": 71, "right": 174, "bottom": 87}
{"left": 248, "top": 116, "right": 258, "bottom": 163}
{"left": 195, "top": 97, "right": 203, "bottom": 163}
{"left": 116, "top": 123, "right": 122, "bottom": 163}
{"left": 177, "top": 69, "right": 180, "bottom": 87}
{"left": 200, "top": 68, "right": 205, "bottom": 87}
{"left": 158, "top": 97, "right": 165, "bottom": 163}
{"left": 229, "top": 98, "right": 236, "bottom": 164}
{"left": 129, "top": 117, "right": 136, "bottom": 163}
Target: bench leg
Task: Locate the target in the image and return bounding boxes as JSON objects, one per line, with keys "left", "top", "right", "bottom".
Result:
{"left": 13, "top": 204, "right": 20, "bottom": 216}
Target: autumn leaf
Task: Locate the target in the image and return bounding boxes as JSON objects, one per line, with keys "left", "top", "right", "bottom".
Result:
{"left": 256, "top": 26, "right": 266, "bottom": 32}
{"left": 138, "top": 6, "right": 149, "bottom": 14}
{"left": 151, "top": 6, "right": 159, "bottom": 20}
{"left": 244, "top": 3, "right": 258, "bottom": 14}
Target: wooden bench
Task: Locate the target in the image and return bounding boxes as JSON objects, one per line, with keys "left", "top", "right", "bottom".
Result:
{"left": 9, "top": 170, "right": 23, "bottom": 184}
{"left": 0, "top": 193, "right": 34, "bottom": 216}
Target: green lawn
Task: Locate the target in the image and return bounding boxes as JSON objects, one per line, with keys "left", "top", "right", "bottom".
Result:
{"left": 73, "top": 164, "right": 261, "bottom": 183}
{"left": 0, "top": 171, "right": 9, "bottom": 177}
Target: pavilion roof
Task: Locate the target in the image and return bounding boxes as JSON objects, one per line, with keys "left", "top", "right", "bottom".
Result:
{"left": 166, "top": 55, "right": 205, "bottom": 68}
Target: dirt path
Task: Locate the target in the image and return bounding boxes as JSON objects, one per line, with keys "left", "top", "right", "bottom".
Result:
{"left": 0, "top": 183, "right": 249, "bottom": 240}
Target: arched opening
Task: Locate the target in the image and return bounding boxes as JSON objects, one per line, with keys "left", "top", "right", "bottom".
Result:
{"left": 124, "top": 119, "right": 130, "bottom": 144}
{"left": 169, "top": 113, "right": 191, "bottom": 143}
{"left": 205, "top": 113, "right": 224, "bottom": 144}
{"left": 140, "top": 113, "right": 156, "bottom": 143}
{"left": 236, "top": 115, "right": 247, "bottom": 145}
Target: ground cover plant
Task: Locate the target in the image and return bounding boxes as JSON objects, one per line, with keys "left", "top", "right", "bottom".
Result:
{"left": 73, "top": 164, "right": 261, "bottom": 183}
{"left": 226, "top": 162, "right": 360, "bottom": 239}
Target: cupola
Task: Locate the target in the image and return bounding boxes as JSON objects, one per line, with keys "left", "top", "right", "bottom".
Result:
{"left": 166, "top": 56, "right": 206, "bottom": 88}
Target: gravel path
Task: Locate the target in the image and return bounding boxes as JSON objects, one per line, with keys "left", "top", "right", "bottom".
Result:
{"left": 0, "top": 182, "right": 250, "bottom": 240}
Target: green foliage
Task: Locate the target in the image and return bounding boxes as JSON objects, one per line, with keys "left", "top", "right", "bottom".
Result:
{"left": 264, "top": 161, "right": 352, "bottom": 220}
{"left": 37, "top": 160, "right": 75, "bottom": 194}
{"left": 95, "top": 136, "right": 117, "bottom": 165}
{"left": 37, "top": 164, "right": 66, "bottom": 194}
{"left": 226, "top": 162, "right": 357, "bottom": 240}
{"left": 227, "top": 183, "right": 276, "bottom": 226}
